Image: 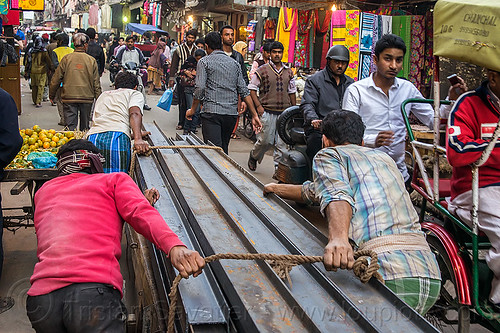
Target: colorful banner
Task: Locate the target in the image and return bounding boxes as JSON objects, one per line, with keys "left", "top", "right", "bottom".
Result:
{"left": 18, "top": 0, "right": 44, "bottom": 11}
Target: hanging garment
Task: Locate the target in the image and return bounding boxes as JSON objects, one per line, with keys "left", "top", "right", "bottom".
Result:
{"left": 370, "top": 14, "right": 381, "bottom": 73}
{"left": 101, "top": 4, "right": 111, "bottom": 29}
{"left": 392, "top": 15, "right": 411, "bottom": 79}
{"left": 156, "top": 4, "right": 161, "bottom": 27}
{"left": 358, "top": 12, "right": 376, "bottom": 80}
{"left": 381, "top": 15, "right": 392, "bottom": 35}
{"left": 71, "top": 14, "right": 79, "bottom": 29}
{"left": 409, "top": 15, "right": 425, "bottom": 92}
{"left": 295, "top": 10, "right": 314, "bottom": 67}
{"left": 82, "top": 13, "right": 89, "bottom": 30}
{"left": 314, "top": 9, "right": 331, "bottom": 69}
{"left": 152, "top": 3, "right": 157, "bottom": 26}
{"left": 421, "top": 11, "right": 434, "bottom": 97}
{"left": 276, "top": 7, "right": 298, "bottom": 63}
{"left": 330, "top": 10, "right": 346, "bottom": 46}
{"left": 0, "top": 0, "right": 8, "bottom": 15}
{"left": 89, "top": 4, "right": 99, "bottom": 26}
{"left": 344, "top": 10, "right": 360, "bottom": 80}
{"left": 264, "top": 19, "right": 276, "bottom": 39}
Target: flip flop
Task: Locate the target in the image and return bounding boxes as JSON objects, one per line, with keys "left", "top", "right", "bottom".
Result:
{"left": 0, "top": 297, "right": 14, "bottom": 314}
{"left": 176, "top": 125, "right": 183, "bottom": 130}
{"left": 248, "top": 155, "right": 257, "bottom": 171}
{"left": 231, "top": 134, "right": 241, "bottom": 139}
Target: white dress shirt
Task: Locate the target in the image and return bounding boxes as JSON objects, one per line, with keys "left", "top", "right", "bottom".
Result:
{"left": 343, "top": 74, "right": 434, "bottom": 181}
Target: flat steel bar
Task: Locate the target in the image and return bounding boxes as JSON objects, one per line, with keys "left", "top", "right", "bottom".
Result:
{"left": 148, "top": 136, "right": 314, "bottom": 332}
{"left": 182, "top": 134, "right": 439, "bottom": 333}
{"left": 135, "top": 152, "right": 229, "bottom": 330}
{"left": 173, "top": 139, "right": 379, "bottom": 333}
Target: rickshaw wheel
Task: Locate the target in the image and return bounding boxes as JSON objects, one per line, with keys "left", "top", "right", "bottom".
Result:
{"left": 426, "top": 233, "right": 471, "bottom": 332}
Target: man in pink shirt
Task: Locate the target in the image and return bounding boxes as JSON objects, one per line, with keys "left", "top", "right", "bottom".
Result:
{"left": 26, "top": 139, "right": 205, "bottom": 332}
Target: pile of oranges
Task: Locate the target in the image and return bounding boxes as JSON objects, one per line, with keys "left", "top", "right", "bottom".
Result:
{"left": 7, "top": 126, "right": 75, "bottom": 169}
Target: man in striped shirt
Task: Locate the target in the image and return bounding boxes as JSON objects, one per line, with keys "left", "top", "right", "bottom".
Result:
{"left": 186, "top": 32, "right": 261, "bottom": 154}
{"left": 264, "top": 110, "right": 440, "bottom": 315}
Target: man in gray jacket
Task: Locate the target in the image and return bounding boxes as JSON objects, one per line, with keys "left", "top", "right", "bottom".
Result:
{"left": 300, "top": 45, "right": 353, "bottom": 162}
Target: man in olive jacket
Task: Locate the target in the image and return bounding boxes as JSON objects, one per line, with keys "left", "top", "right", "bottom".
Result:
{"left": 50, "top": 33, "right": 102, "bottom": 131}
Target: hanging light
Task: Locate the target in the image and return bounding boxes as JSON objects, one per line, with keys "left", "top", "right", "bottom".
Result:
{"left": 187, "top": 15, "right": 194, "bottom": 23}
{"left": 331, "top": 4, "right": 337, "bottom": 11}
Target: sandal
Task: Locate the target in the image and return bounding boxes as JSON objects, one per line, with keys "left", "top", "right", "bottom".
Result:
{"left": 0, "top": 297, "right": 14, "bottom": 314}
{"left": 248, "top": 155, "right": 257, "bottom": 171}
{"left": 231, "top": 133, "right": 241, "bottom": 139}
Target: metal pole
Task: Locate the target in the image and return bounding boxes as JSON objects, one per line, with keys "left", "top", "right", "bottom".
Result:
{"left": 432, "top": 56, "right": 440, "bottom": 203}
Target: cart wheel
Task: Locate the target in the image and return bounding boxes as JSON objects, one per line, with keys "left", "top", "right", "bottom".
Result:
{"left": 426, "top": 233, "right": 471, "bottom": 332}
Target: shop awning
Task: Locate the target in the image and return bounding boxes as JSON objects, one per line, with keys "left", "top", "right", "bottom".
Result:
{"left": 125, "top": 23, "right": 168, "bottom": 35}
{"left": 434, "top": 0, "right": 500, "bottom": 72}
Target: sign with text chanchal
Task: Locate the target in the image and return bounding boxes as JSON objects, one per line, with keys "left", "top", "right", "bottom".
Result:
{"left": 18, "top": 0, "right": 44, "bottom": 11}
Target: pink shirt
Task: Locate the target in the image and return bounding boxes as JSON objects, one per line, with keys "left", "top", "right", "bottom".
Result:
{"left": 28, "top": 172, "right": 185, "bottom": 297}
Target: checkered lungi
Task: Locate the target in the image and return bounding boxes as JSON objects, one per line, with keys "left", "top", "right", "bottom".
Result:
{"left": 385, "top": 277, "right": 441, "bottom": 315}
{"left": 87, "top": 131, "right": 131, "bottom": 173}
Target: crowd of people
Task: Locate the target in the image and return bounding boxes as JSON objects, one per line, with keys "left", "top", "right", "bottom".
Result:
{"left": 1, "top": 21, "right": 500, "bottom": 331}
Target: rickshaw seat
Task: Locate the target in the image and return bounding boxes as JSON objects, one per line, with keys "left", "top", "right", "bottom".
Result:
{"left": 417, "top": 178, "right": 451, "bottom": 198}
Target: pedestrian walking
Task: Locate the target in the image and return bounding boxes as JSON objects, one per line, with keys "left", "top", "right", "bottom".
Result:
{"left": 86, "top": 28, "right": 105, "bottom": 77}
{"left": 180, "top": 49, "right": 206, "bottom": 134}
{"left": 49, "top": 33, "right": 102, "bottom": 131}
{"left": 147, "top": 41, "right": 167, "bottom": 95}
{"left": 247, "top": 41, "right": 296, "bottom": 171}
{"left": 51, "top": 33, "right": 74, "bottom": 126}
{"left": 186, "top": 32, "right": 261, "bottom": 154}
{"left": 26, "top": 36, "right": 54, "bottom": 107}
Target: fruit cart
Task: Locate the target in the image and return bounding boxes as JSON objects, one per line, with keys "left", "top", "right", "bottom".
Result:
{"left": 2, "top": 126, "right": 76, "bottom": 231}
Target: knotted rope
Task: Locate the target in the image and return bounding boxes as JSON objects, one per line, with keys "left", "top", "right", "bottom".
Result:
{"left": 167, "top": 251, "right": 383, "bottom": 333}
{"left": 128, "top": 145, "right": 223, "bottom": 176}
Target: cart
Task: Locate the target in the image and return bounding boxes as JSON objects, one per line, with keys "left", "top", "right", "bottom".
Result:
{"left": 1, "top": 168, "right": 57, "bottom": 231}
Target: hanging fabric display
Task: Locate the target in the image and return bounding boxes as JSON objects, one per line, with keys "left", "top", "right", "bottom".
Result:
{"left": 344, "top": 10, "right": 360, "bottom": 80}
{"left": 380, "top": 15, "right": 392, "bottom": 35}
{"left": 392, "top": 15, "right": 411, "bottom": 79}
{"left": 358, "top": 12, "right": 376, "bottom": 80}
{"left": 156, "top": 3, "right": 161, "bottom": 27}
{"left": 295, "top": 10, "right": 315, "bottom": 67}
{"left": 101, "top": 4, "right": 111, "bottom": 29}
{"left": 82, "top": 13, "right": 89, "bottom": 30}
{"left": 264, "top": 19, "right": 276, "bottom": 39}
{"left": 314, "top": 9, "right": 331, "bottom": 69}
{"left": 89, "top": 3, "right": 99, "bottom": 26}
{"left": 329, "top": 10, "right": 359, "bottom": 78}
{"left": 409, "top": 15, "right": 425, "bottom": 92}
{"left": 276, "top": 7, "right": 298, "bottom": 63}
{"left": 152, "top": 3, "right": 157, "bottom": 27}
{"left": 0, "top": 0, "right": 8, "bottom": 15}
{"left": 421, "top": 11, "right": 434, "bottom": 97}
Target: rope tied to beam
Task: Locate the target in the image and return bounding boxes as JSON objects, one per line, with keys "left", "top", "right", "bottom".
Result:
{"left": 167, "top": 251, "right": 383, "bottom": 333}
{"left": 128, "top": 145, "right": 223, "bottom": 176}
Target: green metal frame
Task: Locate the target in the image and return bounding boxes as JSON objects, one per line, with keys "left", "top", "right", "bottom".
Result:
{"left": 400, "top": 98, "right": 500, "bottom": 326}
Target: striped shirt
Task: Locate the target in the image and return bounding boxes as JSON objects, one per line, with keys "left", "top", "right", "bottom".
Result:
{"left": 194, "top": 50, "right": 250, "bottom": 116}
{"left": 302, "top": 145, "right": 440, "bottom": 281}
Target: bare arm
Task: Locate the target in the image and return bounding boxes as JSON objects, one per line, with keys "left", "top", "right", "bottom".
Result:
{"left": 129, "top": 106, "right": 150, "bottom": 154}
{"left": 289, "top": 92, "right": 297, "bottom": 106}
{"left": 250, "top": 90, "right": 264, "bottom": 116}
{"left": 263, "top": 183, "right": 303, "bottom": 202}
{"left": 243, "top": 94, "right": 262, "bottom": 134}
{"left": 323, "top": 201, "right": 355, "bottom": 271}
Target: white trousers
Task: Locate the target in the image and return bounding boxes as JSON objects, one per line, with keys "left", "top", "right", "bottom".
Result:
{"left": 448, "top": 186, "right": 500, "bottom": 303}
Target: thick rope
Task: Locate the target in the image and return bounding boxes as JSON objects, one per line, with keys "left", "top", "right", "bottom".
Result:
{"left": 128, "top": 145, "right": 223, "bottom": 176}
{"left": 166, "top": 251, "right": 383, "bottom": 333}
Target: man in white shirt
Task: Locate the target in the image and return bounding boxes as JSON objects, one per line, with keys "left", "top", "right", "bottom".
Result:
{"left": 343, "top": 34, "right": 465, "bottom": 185}
{"left": 86, "top": 71, "right": 150, "bottom": 173}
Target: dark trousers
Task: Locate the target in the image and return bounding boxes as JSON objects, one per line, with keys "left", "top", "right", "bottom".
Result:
{"left": 201, "top": 113, "right": 238, "bottom": 154}
{"left": 183, "top": 90, "right": 200, "bottom": 132}
{"left": 63, "top": 103, "right": 93, "bottom": 131}
{"left": 177, "top": 82, "right": 187, "bottom": 128}
{"left": 304, "top": 126, "right": 323, "bottom": 164}
{"left": 27, "top": 283, "right": 127, "bottom": 333}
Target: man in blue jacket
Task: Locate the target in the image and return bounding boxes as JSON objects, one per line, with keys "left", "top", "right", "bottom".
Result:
{"left": 0, "top": 88, "right": 23, "bottom": 313}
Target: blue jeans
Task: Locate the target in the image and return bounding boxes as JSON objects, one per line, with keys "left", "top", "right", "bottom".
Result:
{"left": 184, "top": 90, "right": 200, "bottom": 132}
